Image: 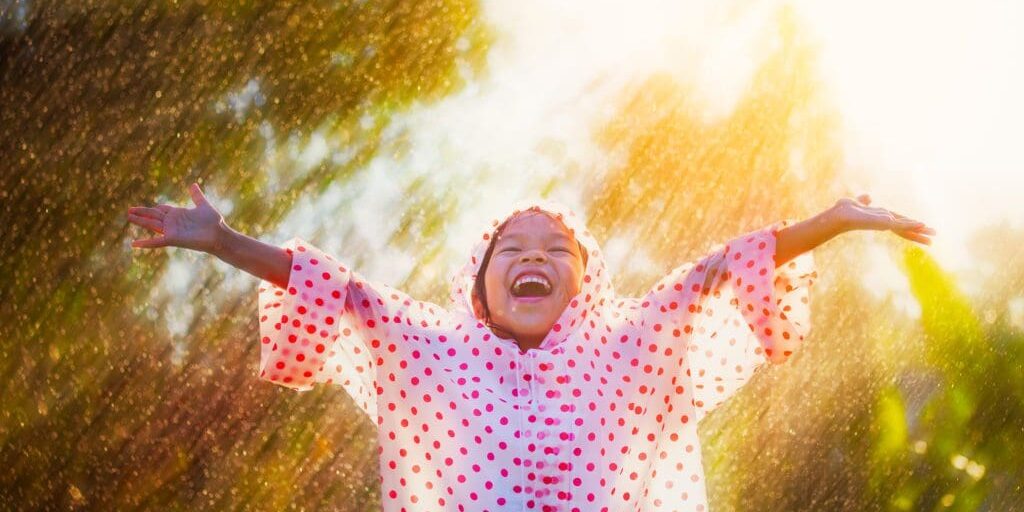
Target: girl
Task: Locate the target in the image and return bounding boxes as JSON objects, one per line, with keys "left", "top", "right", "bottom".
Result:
{"left": 127, "top": 184, "right": 934, "bottom": 511}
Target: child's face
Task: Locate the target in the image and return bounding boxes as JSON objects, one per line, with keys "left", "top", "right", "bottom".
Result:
{"left": 482, "top": 212, "right": 586, "bottom": 347}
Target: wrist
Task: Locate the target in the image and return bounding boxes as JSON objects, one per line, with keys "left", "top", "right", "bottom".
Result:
{"left": 211, "top": 220, "right": 236, "bottom": 258}
{"left": 819, "top": 204, "right": 849, "bottom": 238}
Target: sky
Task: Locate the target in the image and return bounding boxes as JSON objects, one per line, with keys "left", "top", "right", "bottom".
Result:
{"left": 793, "top": 0, "right": 1024, "bottom": 304}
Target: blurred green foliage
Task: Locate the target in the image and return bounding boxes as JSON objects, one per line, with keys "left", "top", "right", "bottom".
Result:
{"left": 862, "top": 245, "right": 1024, "bottom": 512}
{"left": 0, "top": 1, "right": 487, "bottom": 509}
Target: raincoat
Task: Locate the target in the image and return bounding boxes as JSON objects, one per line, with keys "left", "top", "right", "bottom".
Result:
{"left": 256, "top": 200, "right": 817, "bottom": 512}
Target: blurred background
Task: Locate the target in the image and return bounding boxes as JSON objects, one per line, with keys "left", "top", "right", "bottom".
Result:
{"left": 1, "top": 0, "right": 1022, "bottom": 510}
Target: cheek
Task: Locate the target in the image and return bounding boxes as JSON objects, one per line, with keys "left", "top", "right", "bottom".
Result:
{"left": 568, "top": 276, "right": 582, "bottom": 298}
{"left": 559, "top": 264, "right": 584, "bottom": 298}
{"left": 483, "top": 266, "right": 506, "bottom": 304}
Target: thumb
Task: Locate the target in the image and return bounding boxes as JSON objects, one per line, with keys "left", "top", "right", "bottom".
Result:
{"left": 132, "top": 236, "right": 168, "bottom": 249}
{"left": 189, "top": 182, "right": 210, "bottom": 207}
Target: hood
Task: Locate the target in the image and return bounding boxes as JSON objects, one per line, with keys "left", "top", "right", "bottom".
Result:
{"left": 448, "top": 199, "right": 615, "bottom": 351}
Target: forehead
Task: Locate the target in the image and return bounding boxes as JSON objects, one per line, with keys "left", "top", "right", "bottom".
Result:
{"left": 496, "top": 212, "right": 575, "bottom": 242}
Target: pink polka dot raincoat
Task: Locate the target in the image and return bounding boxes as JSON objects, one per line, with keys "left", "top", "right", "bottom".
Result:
{"left": 256, "top": 200, "right": 817, "bottom": 511}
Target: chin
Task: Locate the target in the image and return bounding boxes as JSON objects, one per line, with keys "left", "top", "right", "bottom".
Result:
{"left": 494, "top": 295, "right": 571, "bottom": 339}
{"left": 526, "top": 323, "right": 555, "bottom": 336}
{"left": 503, "top": 316, "right": 555, "bottom": 337}
{"left": 507, "top": 318, "right": 550, "bottom": 333}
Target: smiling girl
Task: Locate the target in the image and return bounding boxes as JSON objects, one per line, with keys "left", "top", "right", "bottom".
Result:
{"left": 127, "top": 184, "right": 933, "bottom": 511}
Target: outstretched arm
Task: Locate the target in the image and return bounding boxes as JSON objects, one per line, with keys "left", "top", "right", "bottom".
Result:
{"left": 126, "top": 182, "right": 292, "bottom": 289}
{"left": 774, "top": 194, "right": 936, "bottom": 268}
{"left": 212, "top": 224, "right": 292, "bottom": 290}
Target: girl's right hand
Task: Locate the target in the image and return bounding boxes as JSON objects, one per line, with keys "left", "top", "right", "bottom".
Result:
{"left": 127, "top": 183, "right": 227, "bottom": 254}
{"left": 830, "top": 194, "right": 936, "bottom": 245}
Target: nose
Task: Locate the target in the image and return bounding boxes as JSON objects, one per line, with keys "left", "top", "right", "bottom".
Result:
{"left": 519, "top": 249, "right": 546, "bottom": 263}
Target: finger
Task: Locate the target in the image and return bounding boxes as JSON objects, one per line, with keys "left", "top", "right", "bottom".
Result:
{"left": 860, "top": 207, "right": 898, "bottom": 230}
{"left": 127, "top": 213, "right": 164, "bottom": 234}
{"left": 127, "top": 206, "right": 166, "bottom": 219}
{"left": 883, "top": 209, "right": 934, "bottom": 231}
{"left": 865, "top": 206, "right": 894, "bottom": 217}
{"left": 131, "top": 236, "right": 168, "bottom": 249}
{"left": 896, "top": 230, "right": 932, "bottom": 246}
{"left": 888, "top": 210, "right": 925, "bottom": 225}
{"left": 896, "top": 230, "right": 931, "bottom": 245}
{"left": 189, "top": 182, "right": 209, "bottom": 207}
{"left": 869, "top": 207, "right": 923, "bottom": 229}
{"left": 893, "top": 217, "right": 926, "bottom": 229}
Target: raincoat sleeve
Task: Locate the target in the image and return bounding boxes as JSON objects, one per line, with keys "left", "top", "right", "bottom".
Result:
{"left": 641, "top": 219, "right": 817, "bottom": 422}
{"left": 256, "top": 236, "right": 450, "bottom": 419}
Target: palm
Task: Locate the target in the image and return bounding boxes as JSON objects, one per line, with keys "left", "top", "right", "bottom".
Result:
{"left": 164, "top": 204, "right": 220, "bottom": 248}
{"left": 127, "top": 183, "right": 225, "bottom": 252}
{"left": 833, "top": 194, "right": 936, "bottom": 246}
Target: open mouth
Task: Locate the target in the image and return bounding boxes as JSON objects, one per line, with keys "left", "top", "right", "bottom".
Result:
{"left": 510, "top": 274, "right": 553, "bottom": 299}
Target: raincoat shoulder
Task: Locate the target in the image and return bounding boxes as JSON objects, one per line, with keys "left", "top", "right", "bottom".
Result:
{"left": 634, "top": 219, "right": 818, "bottom": 422}
{"left": 256, "top": 236, "right": 457, "bottom": 418}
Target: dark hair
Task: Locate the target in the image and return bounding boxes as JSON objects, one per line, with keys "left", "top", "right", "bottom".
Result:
{"left": 472, "top": 209, "right": 589, "bottom": 323}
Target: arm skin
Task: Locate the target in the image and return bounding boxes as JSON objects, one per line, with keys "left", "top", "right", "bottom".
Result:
{"left": 773, "top": 207, "right": 845, "bottom": 269}
{"left": 211, "top": 222, "right": 293, "bottom": 290}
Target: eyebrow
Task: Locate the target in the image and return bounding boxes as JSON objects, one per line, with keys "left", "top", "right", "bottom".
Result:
{"left": 497, "top": 232, "right": 574, "bottom": 243}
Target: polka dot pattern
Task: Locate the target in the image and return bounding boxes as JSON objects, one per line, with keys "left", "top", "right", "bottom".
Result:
{"left": 256, "top": 201, "right": 817, "bottom": 512}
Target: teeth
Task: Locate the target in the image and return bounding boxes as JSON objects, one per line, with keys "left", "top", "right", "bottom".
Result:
{"left": 513, "top": 274, "right": 551, "bottom": 293}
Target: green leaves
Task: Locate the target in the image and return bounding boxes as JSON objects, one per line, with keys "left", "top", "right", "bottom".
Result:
{"left": 859, "top": 244, "right": 1024, "bottom": 511}
{"left": 901, "top": 245, "right": 987, "bottom": 377}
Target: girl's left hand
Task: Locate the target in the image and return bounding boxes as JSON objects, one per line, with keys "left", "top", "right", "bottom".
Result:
{"left": 831, "top": 194, "right": 936, "bottom": 246}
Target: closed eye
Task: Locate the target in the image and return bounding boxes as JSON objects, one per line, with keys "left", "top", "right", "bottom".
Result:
{"left": 498, "top": 246, "right": 573, "bottom": 254}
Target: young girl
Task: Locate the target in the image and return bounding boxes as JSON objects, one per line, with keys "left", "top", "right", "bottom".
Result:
{"left": 127, "top": 184, "right": 933, "bottom": 511}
